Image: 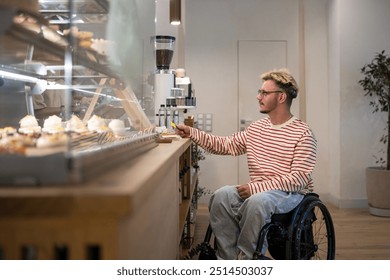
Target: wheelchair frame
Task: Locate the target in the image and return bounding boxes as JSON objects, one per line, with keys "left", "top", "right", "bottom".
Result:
{"left": 254, "top": 193, "right": 336, "bottom": 260}
{"left": 201, "top": 193, "right": 336, "bottom": 260}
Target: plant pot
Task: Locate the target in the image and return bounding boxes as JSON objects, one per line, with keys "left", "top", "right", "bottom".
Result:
{"left": 366, "top": 167, "right": 390, "bottom": 217}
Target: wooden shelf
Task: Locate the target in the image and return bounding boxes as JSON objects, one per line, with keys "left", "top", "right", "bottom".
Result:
{"left": 178, "top": 140, "right": 200, "bottom": 256}
{"left": 179, "top": 171, "right": 198, "bottom": 234}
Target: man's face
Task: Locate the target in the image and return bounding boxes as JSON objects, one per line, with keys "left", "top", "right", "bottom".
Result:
{"left": 256, "top": 80, "right": 282, "bottom": 114}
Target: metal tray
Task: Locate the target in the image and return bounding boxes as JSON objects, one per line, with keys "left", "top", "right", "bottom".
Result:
{"left": 0, "top": 133, "right": 158, "bottom": 186}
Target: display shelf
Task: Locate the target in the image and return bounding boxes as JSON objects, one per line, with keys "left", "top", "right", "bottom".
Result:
{"left": 39, "top": 0, "right": 109, "bottom": 14}
{"left": 6, "top": 23, "right": 120, "bottom": 80}
{"left": 177, "top": 106, "right": 196, "bottom": 110}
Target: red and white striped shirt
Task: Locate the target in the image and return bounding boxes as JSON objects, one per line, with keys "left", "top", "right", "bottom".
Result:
{"left": 189, "top": 116, "right": 317, "bottom": 195}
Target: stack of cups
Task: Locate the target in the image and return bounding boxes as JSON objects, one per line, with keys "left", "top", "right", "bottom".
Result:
{"left": 171, "top": 88, "right": 185, "bottom": 106}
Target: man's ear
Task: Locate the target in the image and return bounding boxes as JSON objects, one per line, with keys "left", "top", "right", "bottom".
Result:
{"left": 278, "top": 92, "right": 288, "bottom": 103}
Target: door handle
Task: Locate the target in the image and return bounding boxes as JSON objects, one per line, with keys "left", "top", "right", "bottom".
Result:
{"left": 240, "top": 119, "right": 252, "bottom": 125}
{"left": 240, "top": 119, "right": 252, "bottom": 131}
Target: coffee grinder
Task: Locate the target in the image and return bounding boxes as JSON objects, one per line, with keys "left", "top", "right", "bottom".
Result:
{"left": 152, "top": 35, "right": 176, "bottom": 115}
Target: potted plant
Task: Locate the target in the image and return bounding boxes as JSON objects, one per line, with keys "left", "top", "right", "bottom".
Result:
{"left": 359, "top": 50, "right": 390, "bottom": 217}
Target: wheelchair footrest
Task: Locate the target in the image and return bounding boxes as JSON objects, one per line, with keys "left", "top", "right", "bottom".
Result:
{"left": 253, "top": 252, "right": 272, "bottom": 260}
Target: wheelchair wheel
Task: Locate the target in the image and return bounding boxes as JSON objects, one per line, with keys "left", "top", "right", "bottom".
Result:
{"left": 293, "top": 200, "right": 336, "bottom": 260}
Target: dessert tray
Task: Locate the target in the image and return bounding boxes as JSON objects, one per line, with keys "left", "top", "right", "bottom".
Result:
{"left": 0, "top": 114, "right": 157, "bottom": 186}
{"left": 0, "top": 129, "right": 157, "bottom": 186}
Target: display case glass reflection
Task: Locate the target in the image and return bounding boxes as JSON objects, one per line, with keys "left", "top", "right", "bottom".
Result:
{"left": 0, "top": 0, "right": 156, "bottom": 185}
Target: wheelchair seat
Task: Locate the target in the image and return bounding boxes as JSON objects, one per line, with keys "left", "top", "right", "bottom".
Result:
{"left": 201, "top": 193, "right": 336, "bottom": 260}
{"left": 267, "top": 193, "right": 320, "bottom": 228}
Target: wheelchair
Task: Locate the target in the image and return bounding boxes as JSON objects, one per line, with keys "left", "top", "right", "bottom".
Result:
{"left": 200, "top": 193, "right": 336, "bottom": 260}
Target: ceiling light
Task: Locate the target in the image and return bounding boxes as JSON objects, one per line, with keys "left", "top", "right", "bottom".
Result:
{"left": 170, "top": 0, "right": 181, "bottom": 25}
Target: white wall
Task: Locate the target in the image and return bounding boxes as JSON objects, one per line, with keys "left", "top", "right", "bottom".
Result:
{"left": 327, "top": 0, "right": 342, "bottom": 205}
{"left": 302, "top": 0, "right": 331, "bottom": 202}
{"left": 333, "top": 0, "right": 390, "bottom": 207}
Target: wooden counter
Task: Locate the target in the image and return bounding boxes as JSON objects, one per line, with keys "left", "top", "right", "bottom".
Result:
{"left": 0, "top": 138, "right": 192, "bottom": 260}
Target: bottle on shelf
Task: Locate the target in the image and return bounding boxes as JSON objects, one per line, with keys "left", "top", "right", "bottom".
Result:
{"left": 173, "top": 105, "right": 179, "bottom": 125}
{"left": 166, "top": 104, "right": 172, "bottom": 131}
{"left": 158, "top": 104, "right": 166, "bottom": 127}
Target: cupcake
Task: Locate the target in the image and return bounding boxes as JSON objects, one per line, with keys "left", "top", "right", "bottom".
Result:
{"left": 65, "top": 115, "right": 88, "bottom": 133}
{"left": 42, "top": 115, "right": 64, "bottom": 134}
{"left": 19, "top": 115, "right": 42, "bottom": 135}
{"left": 108, "top": 119, "right": 126, "bottom": 137}
{"left": 36, "top": 133, "right": 68, "bottom": 148}
{"left": 87, "top": 115, "right": 109, "bottom": 133}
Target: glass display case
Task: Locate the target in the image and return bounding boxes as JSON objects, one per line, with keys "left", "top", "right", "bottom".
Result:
{"left": 0, "top": 0, "right": 157, "bottom": 185}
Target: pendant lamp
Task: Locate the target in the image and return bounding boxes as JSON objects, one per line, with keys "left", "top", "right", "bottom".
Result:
{"left": 170, "top": 0, "right": 181, "bottom": 25}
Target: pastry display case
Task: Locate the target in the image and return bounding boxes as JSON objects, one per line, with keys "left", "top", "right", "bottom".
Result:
{"left": 0, "top": 0, "right": 157, "bottom": 185}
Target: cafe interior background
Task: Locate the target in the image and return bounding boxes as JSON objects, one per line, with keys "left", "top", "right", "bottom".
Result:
{"left": 0, "top": 0, "right": 389, "bottom": 260}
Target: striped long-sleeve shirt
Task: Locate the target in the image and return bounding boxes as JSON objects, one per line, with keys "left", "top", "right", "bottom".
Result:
{"left": 189, "top": 116, "right": 317, "bottom": 195}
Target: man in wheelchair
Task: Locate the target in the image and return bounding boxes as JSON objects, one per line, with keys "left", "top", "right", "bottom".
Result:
{"left": 176, "top": 69, "right": 318, "bottom": 260}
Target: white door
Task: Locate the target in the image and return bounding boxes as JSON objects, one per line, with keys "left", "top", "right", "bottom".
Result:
{"left": 237, "top": 40, "right": 287, "bottom": 184}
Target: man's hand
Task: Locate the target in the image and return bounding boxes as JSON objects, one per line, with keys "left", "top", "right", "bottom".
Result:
{"left": 175, "top": 124, "right": 191, "bottom": 138}
{"left": 236, "top": 184, "right": 251, "bottom": 199}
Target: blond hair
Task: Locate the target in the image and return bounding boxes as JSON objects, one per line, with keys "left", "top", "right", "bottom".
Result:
{"left": 261, "top": 68, "right": 298, "bottom": 99}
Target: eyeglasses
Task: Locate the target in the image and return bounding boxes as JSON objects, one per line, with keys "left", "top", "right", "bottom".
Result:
{"left": 257, "top": 89, "right": 283, "bottom": 97}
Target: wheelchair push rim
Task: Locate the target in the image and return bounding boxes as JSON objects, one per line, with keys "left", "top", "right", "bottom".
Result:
{"left": 293, "top": 200, "right": 336, "bottom": 260}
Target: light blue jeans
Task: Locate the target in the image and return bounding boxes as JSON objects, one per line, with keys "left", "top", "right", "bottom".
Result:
{"left": 208, "top": 185, "right": 304, "bottom": 260}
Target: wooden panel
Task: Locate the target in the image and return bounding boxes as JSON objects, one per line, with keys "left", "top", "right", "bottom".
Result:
{"left": 0, "top": 217, "right": 118, "bottom": 259}
{"left": 0, "top": 139, "right": 192, "bottom": 260}
{"left": 118, "top": 162, "right": 180, "bottom": 259}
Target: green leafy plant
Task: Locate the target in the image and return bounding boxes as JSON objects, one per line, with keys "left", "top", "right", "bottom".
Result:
{"left": 195, "top": 186, "right": 213, "bottom": 200}
{"left": 359, "top": 50, "right": 390, "bottom": 170}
